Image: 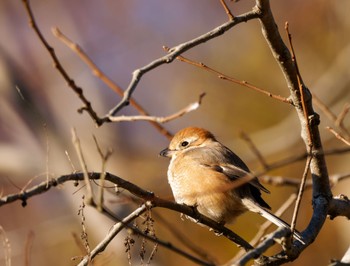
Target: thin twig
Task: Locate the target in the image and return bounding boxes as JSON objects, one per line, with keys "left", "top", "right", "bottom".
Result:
{"left": 219, "top": 0, "right": 234, "bottom": 20}
{"left": 24, "top": 230, "right": 35, "bottom": 266}
{"left": 261, "top": 173, "right": 350, "bottom": 189}
{"left": 228, "top": 193, "right": 297, "bottom": 264}
{"left": 290, "top": 156, "right": 311, "bottom": 242}
{"left": 72, "top": 128, "right": 94, "bottom": 204}
{"left": 21, "top": 0, "right": 104, "bottom": 125}
{"left": 166, "top": 51, "right": 292, "bottom": 105}
{"left": 265, "top": 146, "right": 350, "bottom": 172}
{"left": 44, "top": 123, "right": 50, "bottom": 188}
{"left": 71, "top": 232, "right": 86, "bottom": 255}
{"left": 52, "top": 27, "right": 173, "bottom": 140}
{"left": 240, "top": 131, "right": 269, "bottom": 170}
{"left": 78, "top": 196, "right": 91, "bottom": 262}
{"left": 313, "top": 94, "right": 337, "bottom": 121}
{"left": 108, "top": 10, "right": 260, "bottom": 116}
{"left": 65, "top": 150, "right": 76, "bottom": 173}
{"left": 326, "top": 127, "right": 350, "bottom": 146}
{"left": 78, "top": 203, "right": 149, "bottom": 266}
{"left": 313, "top": 94, "right": 350, "bottom": 139}
{"left": 108, "top": 93, "right": 206, "bottom": 123}
{"left": 285, "top": 22, "right": 312, "bottom": 147}
{"left": 93, "top": 135, "right": 113, "bottom": 212}
{"left": 335, "top": 103, "right": 350, "bottom": 129}
{"left": 152, "top": 212, "right": 219, "bottom": 264}
{"left": 0, "top": 225, "right": 11, "bottom": 266}
{"left": 102, "top": 206, "right": 214, "bottom": 266}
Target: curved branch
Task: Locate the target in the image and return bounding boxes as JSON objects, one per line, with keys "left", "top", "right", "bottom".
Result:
{"left": 107, "top": 10, "right": 260, "bottom": 116}
{"left": 78, "top": 204, "right": 149, "bottom": 266}
{"left": 0, "top": 172, "right": 252, "bottom": 251}
{"left": 328, "top": 195, "right": 350, "bottom": 220}
{"left": 255, "top": 0, "right": 332, "bottom": 263}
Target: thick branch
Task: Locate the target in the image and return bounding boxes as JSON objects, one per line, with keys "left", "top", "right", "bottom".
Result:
{"left": 255, "top": 0, "right": 332, "bottom": 262}
{"left": 328, "top": 195, "right": 350, "bottom": 220}
{"left": 0, "top": 172, "right": 252, "bottom": 251}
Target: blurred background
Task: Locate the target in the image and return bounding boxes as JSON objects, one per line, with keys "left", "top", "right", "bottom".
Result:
{"left": 0, "top": 0, "right": 350, "bottom": 265}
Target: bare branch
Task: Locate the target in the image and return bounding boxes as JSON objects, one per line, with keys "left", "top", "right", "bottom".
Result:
{"left": 327, "top": 127, "right": 350, "bottom": 146}
{"left": 78, "top": 196, "right": 91, "bottom": 262}
{"left": 108, "top": 10, "right": 260, "bottom": 116}
{"left": 52, "top": 27, "right": 173, "bottom": 140}
{"left": 256, "top": 0, "right": 332, "bottom": 262}
{"left": 313, "top": 95, "right": 350, "bottom": 139}
{"left": 240, "top": 131, "right": 269, "bottom": 170}
{"left": 22, "top": 0, "right": 105, "bottom": 126}
{"left": 234, "top": 227, "right": 291, "bottom": 266}
{"left": 0, "top": 225, "right": 11, "bottom": 266}
{"left": 78, "top": 203, "right": 148, "bottom": 266}
{"left": 228, "top": 193, "right": 297, "bottom": 264}
{"left": 219, "top": 0, "right": 234, "bottom": 20}
{"left": 152, "top": 212, "right": 219, "bottom": 264}
{"left": 290, "top": 156, "right": 311, "bottom": 241}
{"left": 328, "top": 194, "right": 350, "bottom": 220}
{"left": 335, "top": 103, "right": 350, "bottom": 129}
{"left": 24, "top": 231, "right": 35, "bottom": 266}
{"left": 168, "top": 52, "right": 292, "bottom": 105}
{"left": 108, "top": 93, "right": 205, "bottom": 123}
{"left": 0, "top": 172, "right": 253, "bottom": 250}
{"left": 72, "top": 129, "right": 94, "bottom": 204}
{"left": 265, "top": 146, "right": 350, "bottom": 172}
{"left": 261, "top": 173, "right": 350, "bottom": 190}
{"left": 93, "top": 135, "right": 113, "bottom": 211}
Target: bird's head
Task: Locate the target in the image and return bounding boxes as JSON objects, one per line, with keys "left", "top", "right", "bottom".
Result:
{"left": 159, "top": 127, "right": 216, "bottom": 158}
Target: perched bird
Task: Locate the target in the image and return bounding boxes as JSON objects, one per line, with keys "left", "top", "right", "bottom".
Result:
{"left": 160, "top": 126, "right": 303, "bottom": 243}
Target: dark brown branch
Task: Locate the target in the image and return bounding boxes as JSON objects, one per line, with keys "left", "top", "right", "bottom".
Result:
{"left": 78, "top": 204, "right": 149, "bottom": 266}
{"left": 108, "top": 10, "right": 260, "bottom": 116}
{"left": 328, "top": 194, "right": 350, "bottom": 220}
{"left": 52, "top": 27, "right": 173, "bottom": 140}
{"left": 234, "top": 227, "right": 291, "bottom": 266}
{"left": 101, "top": 205, "right": 215, "bottom": 266}
{"left": 256, "top": 0, "right": 332, "bottom": 263}
{"left": 152, "top": 212, "right": 219, "bottom": 264}
{"left": 22, "top": 0, "right": 105, "bottom": 126}
{"left": 0, "top": 172, "right": 253, "bottom": 251}
{"left": 228, "top": 193, "right": 297, "bottom": 264}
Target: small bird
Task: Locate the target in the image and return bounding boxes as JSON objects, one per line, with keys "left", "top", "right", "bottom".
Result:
{"left": 160, "top": 126, "right": 303, "bottom": 243}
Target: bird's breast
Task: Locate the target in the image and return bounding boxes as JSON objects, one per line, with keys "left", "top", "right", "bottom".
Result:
{"left": 166, "top": 156, "right": 247, "bottom": 223}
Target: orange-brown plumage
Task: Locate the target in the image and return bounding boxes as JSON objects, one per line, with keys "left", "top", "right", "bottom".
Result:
{"left": 160, "top": 126, "right": 304, "bottom": 243}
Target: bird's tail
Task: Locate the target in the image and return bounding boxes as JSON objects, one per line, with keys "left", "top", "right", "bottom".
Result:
{"left": 243, "top": 199, "right": 305, "bottom": 244}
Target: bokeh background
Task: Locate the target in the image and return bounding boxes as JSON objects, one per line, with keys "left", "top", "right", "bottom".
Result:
{"left": 1, "top": 0, "right": 350, "bottom": 265}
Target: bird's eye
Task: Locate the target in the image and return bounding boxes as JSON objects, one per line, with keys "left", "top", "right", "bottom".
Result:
{"left": 181, "top": 141, "right": 189, "bottom": 147}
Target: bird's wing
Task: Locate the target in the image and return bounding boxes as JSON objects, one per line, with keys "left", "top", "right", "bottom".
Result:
{"left": 201, "top": 163, "right": 270, "bottom": 194}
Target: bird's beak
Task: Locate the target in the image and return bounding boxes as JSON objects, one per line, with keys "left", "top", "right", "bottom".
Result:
{"left": 159, "top": 148, "right": 172, "bottom": 157}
